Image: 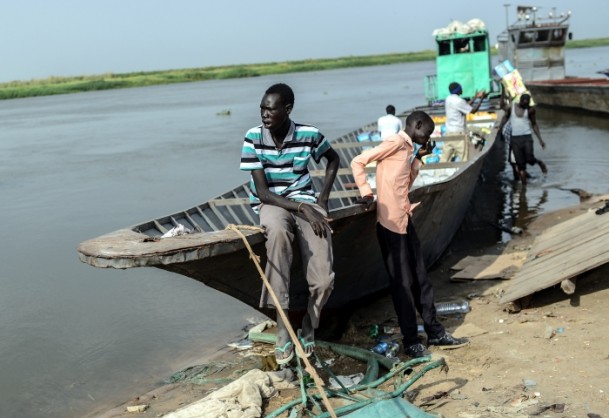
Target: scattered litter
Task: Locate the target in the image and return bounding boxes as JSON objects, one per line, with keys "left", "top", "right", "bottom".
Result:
{"left": 315, "top": 358, "right": 335, "bottom": 368}
{"left": 164, "top": 369, "right": 277, "bottom": 418}
{"left": 522, "top": 379, "right": 537, "bottom": 388}
{"left": 328, "top": 373, "right": 364, "bottom": 390}
{"left": 369, "top": 324, "right": 380, "bottom": 339}
{"left": 161, "top": 224, "right": 193, "bottom": 238}
{"left": 383, "top": 325, "right": 401, "bottom": 334}
{"left": 435, "top": 298, "right": 470, "bottom": 315}
{"left": 227, "top": 338, "right": 253, "bottom": 351}
{"left": 248, "top": 320, "right": 276, "bottom": 336}
{"left": 543, "top": 325, "right": 556, "bottom": 339}
{"left": 126, "top": 404, "right": 149, "bottom": 413}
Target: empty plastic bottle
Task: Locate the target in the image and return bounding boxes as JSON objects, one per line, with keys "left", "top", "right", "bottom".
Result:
{"left": 385, "top": 342, "right": 400, "bottom": 359}
{"left": 435, "top": 299, "right": 471, "bottom": 315}
{"left": 371, "top": 341, "right": 389, "bottom": 355}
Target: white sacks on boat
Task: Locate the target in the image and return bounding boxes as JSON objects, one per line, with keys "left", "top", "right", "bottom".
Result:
{"left": 432, "top": 18, "right": 486, "bottom": 37}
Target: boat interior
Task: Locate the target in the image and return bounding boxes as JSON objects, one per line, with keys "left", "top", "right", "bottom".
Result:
{"left": 134, "top": 111, "right": 498, "bottom": 238}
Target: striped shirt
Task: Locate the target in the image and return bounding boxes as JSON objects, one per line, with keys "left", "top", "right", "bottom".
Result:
{"left": 240, "top": 121, "right": 331, "bottom": 212}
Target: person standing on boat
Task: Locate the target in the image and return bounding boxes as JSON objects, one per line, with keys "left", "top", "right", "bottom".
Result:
{"left": 377, "top": 105, "right": 403, "bottom": 140}
{"left": 350, "top": 111, "right": 468, "bottom": 358}
{"left": 496, "top": 93, "right": 547, "bottom": 187}
{"left": 240, "top": 83, "right": 340, "bottom": 365}
{"left": 443, "top": 82, "right": 488, "bottom": 162}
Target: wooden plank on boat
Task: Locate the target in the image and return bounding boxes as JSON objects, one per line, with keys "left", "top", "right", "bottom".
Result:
{"left": 500, "top": 210, "right": 609, "bottom": 304}
{"left": 77, "top": 228, "right": 266, "bottom": 268}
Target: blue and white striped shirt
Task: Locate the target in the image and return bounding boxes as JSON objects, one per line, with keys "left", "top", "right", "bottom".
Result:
{"left": 240, "top": 121, "right": 331, "bottom": 212}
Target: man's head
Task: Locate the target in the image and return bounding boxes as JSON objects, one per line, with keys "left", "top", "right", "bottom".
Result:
{"left": 519, "top": 93, "right": 531, "bottom": 109}
{"left": 405, "top": 111, "right": 435, "bottom": 145}
{"left": 386, "top": 105, "right": 396, "bottom": 115}
{"left": 260, "top": 83, "right": 294, "bottom": 131}
{"left": 449, "top": 82, "right": 463, "bottom": 95}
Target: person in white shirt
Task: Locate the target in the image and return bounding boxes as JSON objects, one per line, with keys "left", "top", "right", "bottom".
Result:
{"left": 443, "top": 82, "right": 487, "bottom": 162}
{"left": 377, "top": 105, "right": 403, "bottom": 140}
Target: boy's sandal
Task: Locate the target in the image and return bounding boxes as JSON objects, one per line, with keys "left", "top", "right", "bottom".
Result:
{"left": 275, "top": 341, "right": 294, "bottom": 365}
{"left": 298, "top": 335, "right": 315, "bottom": 358}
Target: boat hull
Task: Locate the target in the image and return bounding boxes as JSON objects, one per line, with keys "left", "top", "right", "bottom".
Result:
{"left": 527, "top": 78, "right": 609, "bottom": 114}
{"left": 77, "top": 108, "right": 501, "bottom": 327}
{"left": 157, "top": 142, "right": 490, "bottom": 312}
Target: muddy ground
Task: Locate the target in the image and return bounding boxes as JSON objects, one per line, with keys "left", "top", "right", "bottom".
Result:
{"left": 95, "top": 197, "right": 609, "bottom": 418}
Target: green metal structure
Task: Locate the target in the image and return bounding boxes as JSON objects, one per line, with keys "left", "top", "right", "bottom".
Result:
{"left": 425, "top": 29, "right": 493, "bottom": 103}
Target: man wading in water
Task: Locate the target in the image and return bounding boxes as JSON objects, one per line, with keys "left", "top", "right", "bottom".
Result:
{"left": 497, "top": 93, "right": 547, "bottom": 187}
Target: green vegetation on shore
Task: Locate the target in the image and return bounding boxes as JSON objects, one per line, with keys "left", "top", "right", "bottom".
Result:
{"left": 566, "top": 37, "right": 609, "bottom": 49}
{"left": 0, "top": 50, "right": 434, "bottom": 100}
{"left": 1, "top": 37, "right": 608, "bottom": 100}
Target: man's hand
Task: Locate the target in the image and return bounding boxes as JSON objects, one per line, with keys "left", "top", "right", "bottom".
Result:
{"left": 416, "top": 140, "right": 436, "bottom": 159}
{"left": 354, "top": 194, "right": 375, "bottom": 211}
{"left": 300, "top": 204, "right": 332, "bottom": 238}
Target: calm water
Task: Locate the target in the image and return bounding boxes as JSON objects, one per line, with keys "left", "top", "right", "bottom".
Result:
{"left": 1, "top": 47, "right": 608, "bottom": 417}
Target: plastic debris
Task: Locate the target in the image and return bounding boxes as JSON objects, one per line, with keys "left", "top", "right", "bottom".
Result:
{"left": 328, "top": 373, "right": 364, "bottom": 390}
{"left": 161, "top": 223, "right": 193, "bottom": 238}
{"left": 126, "top": 404, "right": 149, "bottom": 413}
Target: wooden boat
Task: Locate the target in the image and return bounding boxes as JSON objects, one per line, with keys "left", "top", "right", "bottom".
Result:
{"left": 526, "top": 78, "right": 609, "bottom": 114}
{"left": 78, "top": 109, "right": 499, "bottom": 316}
{"left": 78, "top": 15, "right": 502, "bottom": 323}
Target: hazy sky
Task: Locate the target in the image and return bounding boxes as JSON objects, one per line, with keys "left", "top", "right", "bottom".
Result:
{"left": 1, "top": 0, "right": 606, "bottom": 83}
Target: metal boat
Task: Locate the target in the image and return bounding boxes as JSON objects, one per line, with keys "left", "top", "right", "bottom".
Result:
{"left": 497, "top": 5, "right": 571, "bottom": 82}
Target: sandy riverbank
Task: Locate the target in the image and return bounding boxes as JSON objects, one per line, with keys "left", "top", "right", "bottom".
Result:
{"left": 94, "top": 195, "right": 609, "bottom": 418}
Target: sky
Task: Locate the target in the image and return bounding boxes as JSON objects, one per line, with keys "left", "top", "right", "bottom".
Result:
{"left": 1, "top": 0, "right": 607, "bottom": 83}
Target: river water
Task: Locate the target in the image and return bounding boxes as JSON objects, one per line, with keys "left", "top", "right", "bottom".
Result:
{"left": 1, "top": 47, "right": 608, "bottom": 417}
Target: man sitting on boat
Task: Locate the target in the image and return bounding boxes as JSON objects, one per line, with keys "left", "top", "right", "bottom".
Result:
{"left": 350, "top": 110, "right": 469, "bottom": 358}
{"left": 443, "top": 82, "right": 488, "bottom": 162}
{"left": 240, "top": 83, "right": 340, "bottom": 365}
{"left": 496, "top": 93, "right": 547, "bottom": 187}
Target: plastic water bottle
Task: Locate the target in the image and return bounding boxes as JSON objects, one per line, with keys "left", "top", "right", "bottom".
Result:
{"left": 385, "top": 342, "right": 400, "bottom": 359}
{"left": 435, "top": 299, "right": 471, "bottom": 315}
{"left": 371, "top": 342, "right": 389, "bottom": 355}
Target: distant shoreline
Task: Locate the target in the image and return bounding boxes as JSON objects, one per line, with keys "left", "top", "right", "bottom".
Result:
{"left": 1, "top": 37, "right": 608, "bottom": 100}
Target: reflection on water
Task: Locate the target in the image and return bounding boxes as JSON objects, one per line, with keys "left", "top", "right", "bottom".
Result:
{"left": 457, "top": 101, "right": 609, "bottom": 250}
{"left": 505, "top": 188, "right": 549, "bottom": 234}
{"left": 495, "top": 104, "right": 609, "bottom": 242}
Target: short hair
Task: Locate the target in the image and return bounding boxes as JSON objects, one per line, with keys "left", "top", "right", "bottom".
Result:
{"left": 386, "top": 105, "right": 396, "bottom": 115}
{"left": 265, "top": 83, "right": 295, "bottom": 107}
{"left": 520, "top": 93, "right": 531, "bottom": 101}
{"left": 405, "top": 110, "right": 434, "bottom": 128}
{"left": 449, "top": 82, "right": 462, "bottom": 94}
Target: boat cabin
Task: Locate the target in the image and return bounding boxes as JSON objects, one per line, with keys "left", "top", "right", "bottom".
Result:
{"left": 425, "top": 22, "right": 493, "bottom": 103}
{"left": 497, "top": 5, "right": 571, "bottom": 82}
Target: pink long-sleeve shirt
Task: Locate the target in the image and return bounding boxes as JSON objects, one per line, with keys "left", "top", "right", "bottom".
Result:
{"left": 350, "top": 131, "right": 423, "bottom": 234}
